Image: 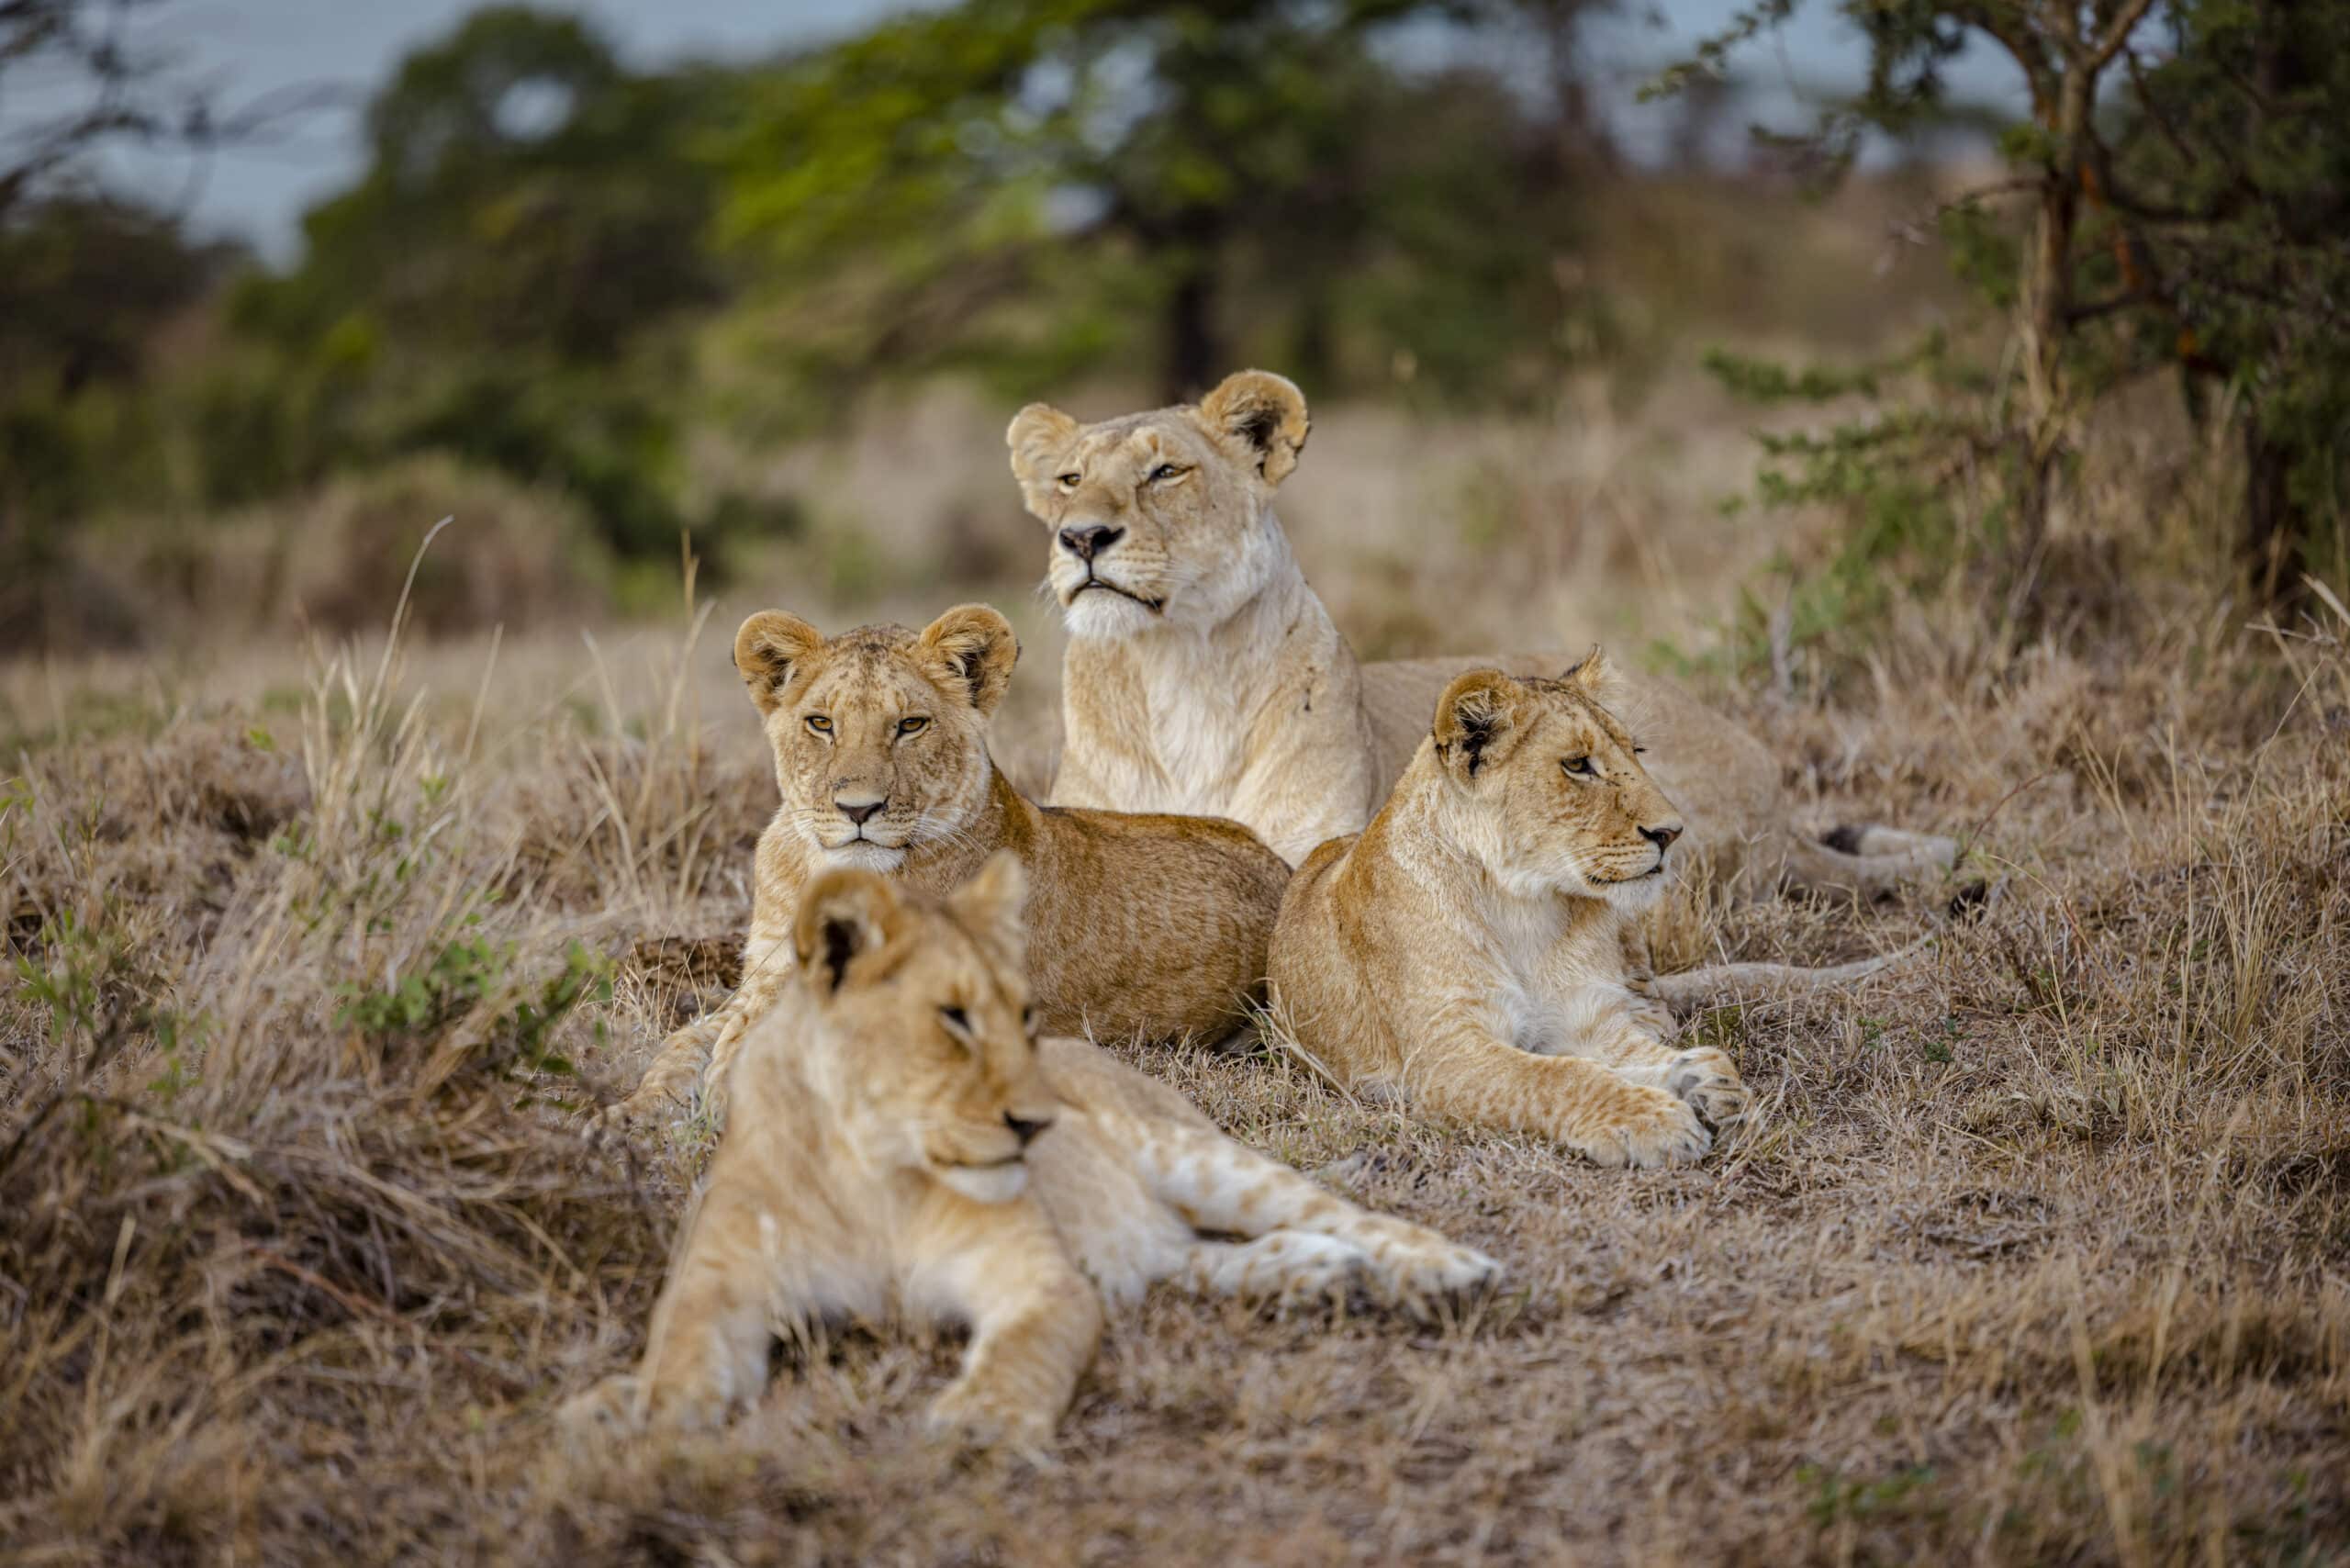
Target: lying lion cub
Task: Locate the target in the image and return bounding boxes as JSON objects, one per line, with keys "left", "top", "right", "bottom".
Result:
{"left": 565, "top": 855, "right": 1500, "bottom": 1442}
{"left": 1008, "top": 368, "right": 1956, "bottom": 897}
{"left": 1269, "top": 657, "right": 1761, "bottom": 1169}
{"left": 611, "top": 603, "right": 1289, "bottom": 1123}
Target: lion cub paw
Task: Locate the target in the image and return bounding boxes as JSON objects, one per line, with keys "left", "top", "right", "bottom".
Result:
{"left": 1382, "top": 1239, "right": 1504, "bottom": 1319}
{"left": 925, "top": 1378, "right": 1059, "bottom": 1450}
{"left": 1663, "top": 1047, "right": 1751, "bottom": 1126}
{"left": 556, "top": 1374, "right": 646, "bottom": 1448}
{"left": 1574, "top": 1087, "right": 1712, "bottom": 1169}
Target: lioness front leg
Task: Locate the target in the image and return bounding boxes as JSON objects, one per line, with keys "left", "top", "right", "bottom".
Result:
{"left": 609, "top": 939, "right": 794, "bottom": 1126}
{"left": 1566, "top": 1002, "right": 1751, "bottom": 1128}
{"left": 1137, "top": 1126, "right": 1500, "bottom": 1315}
{"left": 1404, "top": 1025, "right": 1711, "bottom": 1169}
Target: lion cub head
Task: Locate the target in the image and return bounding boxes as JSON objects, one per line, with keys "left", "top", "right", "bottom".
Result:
{"left": 733, "top": 604, "right": 1018, "bottom": 873}
{"left": 1428, "top": 654, "right": 1687, "bottom": 907}
{"left": 1005, "top": 369, "right": 1311, "bottom": 637}
{"left": 796, "top": 852, "right": 1058, "bottom": 1204}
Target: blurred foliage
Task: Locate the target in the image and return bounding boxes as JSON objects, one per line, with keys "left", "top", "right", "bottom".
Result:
{"left": 3, "top": 1, "right": 1637, "bottom": 649}
{"left": 1661, "top": 0, "right": 2350, "bottom": 624}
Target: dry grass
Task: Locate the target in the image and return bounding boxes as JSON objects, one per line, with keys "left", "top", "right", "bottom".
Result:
{"left": 4, "top": 386, "right": 2347, "bottom": 1567}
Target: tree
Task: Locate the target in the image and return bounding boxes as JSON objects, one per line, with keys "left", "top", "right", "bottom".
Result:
{"left": 719, "top": 0, "right": 1598, "bottom": 408}
{"left": 1653, "top": 0, "right": 2350, "bottom": 608}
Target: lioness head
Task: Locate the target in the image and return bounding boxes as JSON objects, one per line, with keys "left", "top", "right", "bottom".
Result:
{"left": 1429, "top": 653, "right": 1687, "bottom": 907}
{"left": 734, "top": 604, "right": 1018, "bottom": 873}
{"left": 796, "top": 852, "right": 1058, "bottom": 1204}
{"left": 1005, "top": 369, "right": 1311, "bottom": 636}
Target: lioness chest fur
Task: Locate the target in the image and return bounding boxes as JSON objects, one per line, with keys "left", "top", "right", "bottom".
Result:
{"left": 565, "top": 856, "right": 1500, "bottom": 1444}
{"left": 611, "top": 604, "right": 1290, "bottom": 1124}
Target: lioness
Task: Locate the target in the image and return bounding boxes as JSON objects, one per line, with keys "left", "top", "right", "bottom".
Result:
{"left": 1268, "top": 658, "right": 1771, "bottom": 1168}
{"left": 565, "top": 855, "right": 1500, "bottom": 1442}
{"left": 1007, "top": 369, "right": 1955, "bottom": 894}
{"left": 611, "top": 604, "right": 1289, "bottom": 1123}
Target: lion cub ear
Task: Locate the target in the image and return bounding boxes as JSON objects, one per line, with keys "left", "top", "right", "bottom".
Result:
{"left": 1006, "top": 403, "right": 1081, "bottom": 515}
{"left": 734, "top": 611, "right": 825, "bottom": 716}
{"left": 916, "top": 604, "right": 1019, "bottom": 716}
{"left": 1561, "top": 644, "right": 1627, "bottom": 709}
{"left": 794, "top": 868, "right": 908, "bottom": 994}
{"left": 1433, "top": 669, "right": 1528, "bottom": 783}
{"left": 1197, "top": 370, "right": 1310, "bottom": 487}
{"left": 949, "top": 850, "right": 1029, "bottom": 969}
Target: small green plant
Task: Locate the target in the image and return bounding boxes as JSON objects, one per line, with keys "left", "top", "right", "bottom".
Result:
{"left": 337, "top": 937, "right": 613, "bottom": 1080}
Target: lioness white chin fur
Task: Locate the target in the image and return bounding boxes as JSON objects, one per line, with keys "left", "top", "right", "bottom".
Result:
{"left": 1007, "top": 368, "right": 1957, "bottom": 899}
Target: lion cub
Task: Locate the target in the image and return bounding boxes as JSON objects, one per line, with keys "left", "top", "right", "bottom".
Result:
{"left": 565, "top": 855, "right": 1500, "bottom": 1443}
{"left": 612, "top": 603, "right": 1290, "bottom": 1123}
{"left": 1269, "top": 656, "right": 1754, "bottom": 1169}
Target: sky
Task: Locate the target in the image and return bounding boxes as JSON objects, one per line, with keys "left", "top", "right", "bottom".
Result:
{"left": 32, "top": 0, "right": 2018, "bottom": 263}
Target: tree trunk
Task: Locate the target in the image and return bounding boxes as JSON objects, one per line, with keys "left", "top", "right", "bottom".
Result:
{"left": 1162, "top": 254, "right": 1219, "bottom": 407}
{"left": 2243, "top": 419, "right": 2308, "bottom": 606}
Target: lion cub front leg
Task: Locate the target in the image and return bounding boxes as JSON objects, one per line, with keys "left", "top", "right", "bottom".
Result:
{"left": 1405, "top": 1017, "right": 1713, "bottom": 1169}
{"left": 913, "top": 1211, "right": 1103, "bottom": 1447}
{"left": 1137, "top": 1126, "right": 1500, "bottom": 1316}
{"left": 562, "top": 1171, "right": 822, "bottom": 1436}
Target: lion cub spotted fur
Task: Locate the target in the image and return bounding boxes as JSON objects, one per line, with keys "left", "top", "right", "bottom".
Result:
{"left": 1269, "top": 658, "right": 1756, "bottom": 1168}
{"left": 565, "top": 856, "right": 1500, "bottom": 1443}
{"left": 613, "top": 603, "right": 1289, "bottom": 1122}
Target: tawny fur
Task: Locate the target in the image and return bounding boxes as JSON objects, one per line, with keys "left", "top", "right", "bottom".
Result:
{"left": 611, "top": 604, "right": 1290, "bottom": 1124}
{"left": 564, "top": 857, "right": 1501, "bottom": 1445}
{"left": 1007, "top": 369, "right": 1957, "bottom": 896}
{"left": 1268, "top": 661, "right": 1762, "bottom": 1169}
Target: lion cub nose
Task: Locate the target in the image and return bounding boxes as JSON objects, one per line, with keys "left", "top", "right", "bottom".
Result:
{"left": 836, "top": 794, "right": 886, "bottom": 825}
{"left": 1058, "top": 523, "right": 1124, "bottom": 562}
{"left": 1640, "top": 822, "right": 1684, "bottom": 853}
{"left": 1004, "top": 1112, "right": 1053, "bottom": 1147}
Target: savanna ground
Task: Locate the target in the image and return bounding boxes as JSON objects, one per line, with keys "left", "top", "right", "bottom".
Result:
{"left": 5, "top": 368, "right": 2347, "bottom": 1566}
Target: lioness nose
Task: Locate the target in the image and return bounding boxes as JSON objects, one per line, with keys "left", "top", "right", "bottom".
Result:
{"left": 836, "top": 794, "right": 886, "bottom": 824}
{"left": 1005, "top": 1112, "right": 1053, "bottom": 1147}
{"left": 1058, "top": 524, "right": 1124, "bottom": 561}
{"left": 1640, "top": 823, "right": 1684, "bottom": 853}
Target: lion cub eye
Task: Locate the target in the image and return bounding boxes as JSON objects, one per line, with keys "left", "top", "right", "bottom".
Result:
{"left": 939, "top": 1005, "right": 971, "bottom": 1035}
{"left": 1057, "top": 471, "right": 1081, "bottom": 488}
{"left": 805, "top": 714, "right": 833, "bottom": 735}
{"left": 1021, "top": 1005, "right": 1037, "bottom": 1036}
{"left": 897, "top": 715, "right": 929, "bottom": 737}
{"left": 1561, "top": 756, "right": 1596, "bottom": 778}
{"left": 1147, "top": 463, "right": 1187, "bottom": 484}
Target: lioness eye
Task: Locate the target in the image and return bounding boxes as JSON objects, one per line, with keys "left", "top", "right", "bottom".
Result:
{"left": 939, "top": 1005, "right": 970, "bottom": 1034}
{"left": 1148, "top": 463, "right": 1185, "bottom": 483}
{"left": 1021, "top": 1006, "right": 1037, "bottom": 1036}
{"left": 897, "top": 715, "right": 929, "bottom": 736}
{"left": 1057, "top": 471, "right": 1081, "bottom": 487}
{"left": 805, "top": 714, "right": 833, "bottom": 734}
{"left": 1562, "top": 756, "right": 1595, "bottom": 778}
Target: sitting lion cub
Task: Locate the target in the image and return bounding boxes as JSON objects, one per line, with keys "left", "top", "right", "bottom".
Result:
{"left": 1268, "top": 656, "right": 1758, "bottom": 1169}
{"left": 612, "top": 603, "right": 1291, "bottom": 1123}
{"left": 565, "top": 855, "right": 1500, "bottom": 1442}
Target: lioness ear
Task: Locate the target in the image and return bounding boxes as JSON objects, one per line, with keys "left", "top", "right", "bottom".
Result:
{"left": 734, "top": 610, "right": 825, "bottom": 716}
{"left": 793, "top": 868, "right": 906, "bottom": 994}
{"left": 949, "top": 850, "right": 1029, "bottom": 968}
{"left": 916, "top": 603, "right": 1018, "bottom": 716}
{"left": 1433, "top": 669, "right": 1527, "bottom": 782}
{"left": 1196, "top": 370, "right": 1310, "bottom": 487}
{"left": 1006, "top": 403, "right": 1081, "bottom": 515}
{"left": 1561, "top": 644, "right": 1627, "bottom": 709}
